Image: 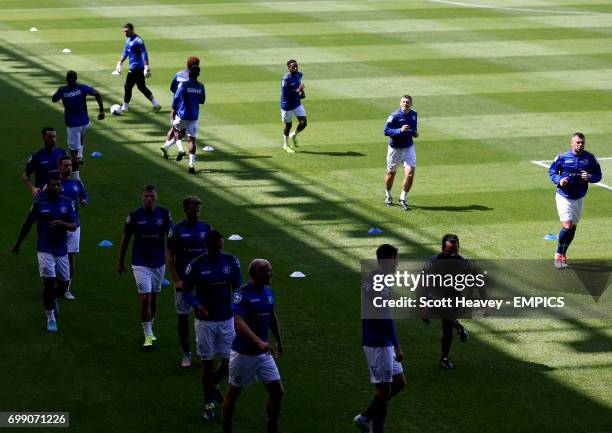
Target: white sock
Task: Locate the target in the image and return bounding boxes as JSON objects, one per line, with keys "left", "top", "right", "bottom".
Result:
{"left": 151, "top": 98, "right": 159, "bottom": 107}
{"left": 121, "top": 102, "right": 129, "bottom": 111}
{"left": 72, "top": 170, "right": 80, "bottom": 180}
{"left": 290, "top": 130, "right": 298, "bottom": 137}
{"left": 163, "top": 140, "right": 174, "bottom": 149}
{"left": 176, "top": 140, "right": 184, "bottom": 152}
{"left": 189, "top": 153, "right": 196, "bottom": 166}
{"left": 386, "top": 190, "right": 392, "bottom": 199}
{"left": 46, "top": 310, "right": 55, "bottom": 321}
{"left": 400, "top": 191, "right": 407, "bottom": 201}
{"left": 142, "top": 321, "right": 153, "bottom": 337}
{"left": 77, "top": 147, "right": 83, "bottom": 158}
{"left": 283, "top": 135, "right": 289, "bottom": 146}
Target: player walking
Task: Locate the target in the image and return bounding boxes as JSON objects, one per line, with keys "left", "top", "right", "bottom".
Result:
{"left": 281, "top": 59, "right": 307, "bottom": 153}
{"left": 22, "top": 127, "right": 67, "bottom": 198}
{"left": 117, "top": 185, "right": 172, "bottom": 349}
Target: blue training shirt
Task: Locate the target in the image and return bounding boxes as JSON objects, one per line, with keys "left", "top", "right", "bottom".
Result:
{"left": 60, "top": 178, "right": 88, "bottom": 227}
{"left": 52, "top": 84, "right": 94, "bottom": 128}
{"left": 124, "top": 206, "right": 172, "bottom": 268}
{"left": 27, "top": 194, "right": 76, "bottom": 256}
{"left": 362, "top": 270, "right": 399, "bottom": 348}
{"left": 122, "top": 34, "right": 149, "bottom": 69}
{"left": 182, "top": 252, "right": 242, "bottom": 321}
{"left": 231, "top": 282, "right": 275, "bottom": 354}
{"left": 280, "top": 71, "right": 303, "bottom": 111}
{"left": 548, "top": 150, "right": 602, "bottom": 200}
{"left": 25, "top": 147, "right": 68, "bottom": 189}
{"left": 170, "top": 69, "right": 189, "bottom": 94}
{"left": 172, "top": 79, "right": 205, "bottom": 121}
{"left": 384, "top": 108, "right": 418, "bottom": 149}
{"left": 167, "top": 219, "right": 212, "bottom": 278}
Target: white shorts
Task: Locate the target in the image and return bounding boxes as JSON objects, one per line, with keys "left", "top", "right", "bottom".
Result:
{"left": 38, "top": 252, "right": 70, "bottom": 281}
{"left": 172, "top": 117, "right": 198, "bottom": 138}
{"left": 281, "top": 104, "right": 306, "bottom": 123}
{"left": 66, "top": 226, "right": 80, "bottom": 254}
{"left": 175, "top": 287, "right": 195, "bottom": 315}
{"left": 195, "top": 318, "right": 235, "bottom": 360}
{"left": 229, "top": 350, "right": 281, "bottom": 387}
{"left": 363, "top": 346, "right": 403, "bottom": 384}
{"left": 67, "top": 123, "right": 89, "bottom": 151}
{"left": 556, "top": 193, "right": 584, "bottom": 224}
{"left": 132, "top": 265, "right": 165, "bottom": 294}
{"left": 387, "top": 146, "right": 416, "bottom": 172}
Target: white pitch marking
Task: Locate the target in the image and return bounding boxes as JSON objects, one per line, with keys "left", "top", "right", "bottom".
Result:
{"left": 530, "top": 158, "right": 612, "bottom": 191}
{"left": 426, "top": 0, "right": 611, "bottom": 16}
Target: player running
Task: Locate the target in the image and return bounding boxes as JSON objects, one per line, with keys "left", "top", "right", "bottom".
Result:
{"left": 354, "top": 244, "right": 406, "bottom": 433}
{"left": 161, "top": 56, "right": 200, "bottom": 160}
{"left": 56, "top": 156, "right": 88, "bottom": 300}
{"left": 12, "top": 177, "right": 77, "bottom": 332}
{"left": 548, "top": 133, "right": 601, "bottom": 268}
{"left": 182, "top": 230, "right": 242, "bottom": 421}
{"left": 114, "top": 23, "right": 160, "bottom": 113}
{"left": 222, "top": 259, "right": 283, "bottom": 433}
{"left": 166, "top": 195, "right": 212, "bottom": 367}
{"left": 281, "top": 59, "right": 307, "bottom": 153}
{"left": 52, "top": 70, "right": 104, "bottom": 177}
{"left": 171, "top": 65, "right": 205, "bottom": 174}
{"left": 384, "top": 95, "right": 419, "bottom": 211}
{"left": 22, "top": 127, "right": 67, "bottom": 198}
{"left": 117, "top": 185, "right": 172, "bottom": 349}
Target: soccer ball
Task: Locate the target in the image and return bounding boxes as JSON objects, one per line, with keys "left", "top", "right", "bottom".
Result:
{"left": 110, "top": 104, "right": 123, "bottom": 115}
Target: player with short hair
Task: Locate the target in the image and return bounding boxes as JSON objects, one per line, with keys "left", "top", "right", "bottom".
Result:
{"left": 166, "top": 195, "right": 212, "bottom": 367}
{"left": 182, "top": 230, "right": 242, "bottom": 421}
{"left": 57, "top": 156, "right": 88, "bottom": 300}
{"left": 161, "top": 56, "right": 200, "bottom": 161}
{"left": 171, "top": 65, "right": 205, "bottom": 174}
{"left": 222, "top": 259, "right": 283, "bottom": 433}
{"left": 354, "top": 244, "right": 406, "bottom": 433}
{"left": 281, "top": 59, "right": 307, "bottom": 153}
{"left": 22, "top": 127, "right": 67, "bottom": 198}
{"left": 117, "top": 184, "right": 172, "bottom": 349}
{"left": 12, "top": 177, "right": 77, "bottom": 332}
{"left": 114, "top": 23, "right": 160, "bottom": 113}
{"left": 548, "top": 133, "right": 601, "bottom": 268}
{"left": 384, "top": 95, "right": 419, "bottom": 211}
{"left": 52, "top": 70, "right": 104, "bottom": 178}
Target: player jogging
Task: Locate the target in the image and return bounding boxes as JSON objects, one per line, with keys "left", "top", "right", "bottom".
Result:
{"left": 57, "top": 156, "right": 88, "bottom": 300}
{"left": 114, "top": 23, "right": 160, "bottom": 113}
{"left": 384, "top": 95, "right": 419, "bottom": 211}
{"left": 548, "top": 133, "right": 601, "bottom": 268}
{"left": 12, "top": 177, "right": 77, "bottom": 332}
{"left": 354, "top": 244, "right": 406, "bottom": 433}
{"left": 171, "top": 65, "right": 205, "bottom": 174}
{"left": 182, "top": 230, "right": 242, "bottom": 421}
{"left": 117, "top": 184, "right": 172, "bottom": 349}
{"left": 52, "top": 70, "right": 104, "bottom": 177}
{"left": 280, "top": 59, "right": 307, "bottom": 153}
{"left": 166, "top": 195, "right": 212, "bottom": 367}
{"left": 161, "top": 56, "right": 200, "bottom": 161}
{"left": 222, "top": 259, "right": 283, "bottom": 433}
{"left": 22, "top": 127, "right": 67, "bottom": 198}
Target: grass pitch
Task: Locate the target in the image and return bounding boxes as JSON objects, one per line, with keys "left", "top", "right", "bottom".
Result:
{"left": 0, "top": 1, "right": 611, "bottom": 432}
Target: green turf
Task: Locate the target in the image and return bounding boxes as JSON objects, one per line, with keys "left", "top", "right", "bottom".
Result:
{"left": 0, "top": 1, "right": 611, "bottom": 432}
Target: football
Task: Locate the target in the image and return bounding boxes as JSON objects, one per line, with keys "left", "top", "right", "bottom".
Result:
{"left": 110, "top": 104, "right": 123, "bottom": 115}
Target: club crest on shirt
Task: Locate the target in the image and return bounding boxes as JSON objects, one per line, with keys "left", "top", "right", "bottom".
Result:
{"left": 267, "top": 296, "right": 273, "bottom": 304}
{"left": 223, "top": 266, "right": 231, "bottom": 275}
{"left": 185, "top": 264, "right": 191, "bottom": 275}
{"left": 156, "top": 218, "right": 163, "bottom": 226}
{"left": 199, "top": 232, "right": 206, "bottom": 239}
{"left": 233, "top": 292, "right": 242, "bottom": 303}
{"left": 60, "top": 206, "right": 67, "bottom": 213}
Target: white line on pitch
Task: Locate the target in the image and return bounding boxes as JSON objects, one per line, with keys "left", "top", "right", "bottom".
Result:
{"left": 426, "top": 0, "right": 611, "bottom": 16}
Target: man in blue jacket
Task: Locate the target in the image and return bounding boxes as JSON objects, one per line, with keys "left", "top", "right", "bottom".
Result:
{"left": 384, "top": 95, "right": 419, "bottom": 211}
{"left": 548, "top": 132, "right": 601, "bottom": 268}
